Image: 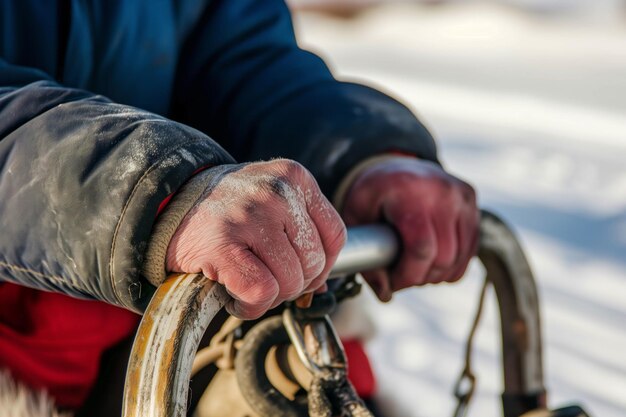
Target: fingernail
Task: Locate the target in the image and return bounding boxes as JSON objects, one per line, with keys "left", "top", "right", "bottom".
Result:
{"left": 379, "top": 290, "right": 393, "bottom": 303}
{"left": 370, "top": 275, "right": 392, "bottom": 302}
{"left": 295, "top": 292, "right": 314, "bottom": 308}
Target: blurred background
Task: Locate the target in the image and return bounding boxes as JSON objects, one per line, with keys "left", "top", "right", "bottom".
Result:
{"left": 286, "top": 1, "right": 626, "bottom": 416}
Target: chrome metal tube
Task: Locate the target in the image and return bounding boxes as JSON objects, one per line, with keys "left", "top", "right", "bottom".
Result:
{"left": 477, "top": 212, "right": 545, "bottom": 416}
{"left": 330, "top": 225, "right": 399, "bottom": 277}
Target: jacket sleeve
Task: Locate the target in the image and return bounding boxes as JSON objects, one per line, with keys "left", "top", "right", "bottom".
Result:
{"left": 170, "top": 0, "right": 439, "bottom": 198}
{"left": 0, "top": 59, "right": 236, "bottom": 311}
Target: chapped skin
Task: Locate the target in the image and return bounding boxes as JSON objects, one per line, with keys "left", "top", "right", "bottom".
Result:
{"left": 341, "top": 156, "right": 479, "bottom": 302}
{"left": 166, "top": 156, "right": 479, "bottom": 319}
{"left": 166, "top": 160, "right": 346, "bottom": 320}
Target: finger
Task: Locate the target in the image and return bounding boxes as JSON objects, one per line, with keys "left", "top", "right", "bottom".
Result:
{"left": 303, "top": 273, "right": 328, "bottom": 294}
{"left": 303, "top": 180, "right": 347, "bottom": 289}
{"left": 443, "top": 181, "right": 478, "bottom": 282}
{"left": 264, "top": 165, "right": 330, "bottom": 286}
{"left": 386, "top": 203, "right": 437, "bottom": 291}
{"left": 282, "top": 194, "right": 327, "bottom": 286}
{"left": 430, "top": 206, "right": 459, "bottom": 282}
{"left": 252, "top": 228, "right": 305, "bottom": 302}
{"left": 215, "top": 247, "right": 279, "bottom": 320}
{"left": 362, "top": 269, "right": 393, "bottom": 302}
{"left": 301, "top": 275, "right": 330, "bottom": 294}
{"left": 447, "top": 208, "right": 480, "bottom": 282}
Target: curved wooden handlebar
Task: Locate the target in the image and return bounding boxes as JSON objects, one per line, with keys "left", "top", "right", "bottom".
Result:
{"left": 123, "top": 274, "right": 229, "bottom": 416}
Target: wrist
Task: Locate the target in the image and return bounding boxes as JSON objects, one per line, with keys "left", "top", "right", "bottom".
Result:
{"left": 143, "top": 165, "right": 239, "bottom": 286}
{"left": 332, "top": 154, "right": 418, "bottom": 212}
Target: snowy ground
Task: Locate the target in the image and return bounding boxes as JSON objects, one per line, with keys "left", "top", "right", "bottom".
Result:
{"left": 292, "top": 4, "right": 626, "bottom": 416}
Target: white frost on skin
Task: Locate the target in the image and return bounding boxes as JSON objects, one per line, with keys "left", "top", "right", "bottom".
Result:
{"left": 282, "top": 185, "right": 325, "bottom": 272}
{"left": 190, "top": 166, "right": 325, "bottom": 273}
{"left": 193, "top": 166, "right": 264, "bottom": 218}
{"left": 305, "top": 186, "right": 336, "bottom": 224}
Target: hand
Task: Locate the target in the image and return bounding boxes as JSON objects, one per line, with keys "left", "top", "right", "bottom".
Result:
{"left": 341, "top": 157, "right": 479, "bottom": 301}
{"left": 166, "top": 160, "right": 347, "bottom": 319}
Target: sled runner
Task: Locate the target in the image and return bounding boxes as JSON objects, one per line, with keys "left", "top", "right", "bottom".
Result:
{"left": 122, "top": 210, "right": 590, "bottom": 417}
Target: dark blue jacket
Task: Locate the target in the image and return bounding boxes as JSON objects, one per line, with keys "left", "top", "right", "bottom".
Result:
{"left": 0, "top": 0, "right": 438, "bottom": 311}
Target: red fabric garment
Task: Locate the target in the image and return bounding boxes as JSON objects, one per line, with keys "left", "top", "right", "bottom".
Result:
{"left": 0, "top": 283, "right": 140, "bottom": 409}
{"left": 343, "top": 339, "right": 376, "bottom": 398}
{"left": 0, "top": 283, "right": 376, "bottom": 408}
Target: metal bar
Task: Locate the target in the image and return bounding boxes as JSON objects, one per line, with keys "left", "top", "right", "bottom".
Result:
{"left": 123, "top": 274, "right": 229, "bottom": 417}
{"left": 477, "top": 211, "right": 546, "bottom": 416}
{"left": 334, "top": 215, "right": 546, "bottom": 412}
{"left": 329, "top": 224, "right": 399, "bottom": 277}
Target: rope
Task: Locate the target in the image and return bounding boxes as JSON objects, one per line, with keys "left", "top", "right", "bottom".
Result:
{"left": 452, "top": 278, "right": 491, "bottom": 417}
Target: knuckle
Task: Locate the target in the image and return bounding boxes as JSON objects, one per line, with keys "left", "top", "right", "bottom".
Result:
{"left": 271, "top": 158, "right": 307, "bottom": 178}
{"left": 278, "top": 275, "right": 305, "bottom": 299}
{"left": 392, "top": 269, "right": 423, "bottom": 289}
{"left": 434, "top": 174, "right": 454, "bottom": 192}
{"left": 327, "top": 221, "right": 347, "bottom": 255}
{"left": 406, "top": 237, "right": 436, "bottom": 261}
{"left": 218, "top": 243, "right": 248, "bottom": 266}
{"left": 242, "top": 199, "right": 261, "bottom": 215}
{"left": 436, "top": 180, "right": 475, "bottom": 211}
{"left": 461, "top": 182, "right": 476, "bottom": 200}
{"left": 240, "top": 273, "right": 279, "bottom": 304}
{"left": 236, "top": 303, "right": 266, "bottom": 320}
{"left": 264, "top": 176, "right": 292, "bottom": 199}
{"left": 434, "top": 253, "right": 455, "bottom": 271}
{"left": 410, "top": 272, "right": 429, "bottom": 287}
{"left": 270, "top": 179, "right": 300, "bottom": 198}
{"left": 195, "top": 260, "right": 217, "bottom": 278}
{"left": 307, "top": 275, "right": 327, "bottom": 291}
{"left": 253, "top": 161, "right": 303, "bottom": 199}
{"left": 302, "top": 247, "right": 326, "bottom": 278}
{"left": 256, "top": 271, "right": 280, "bottom": 297}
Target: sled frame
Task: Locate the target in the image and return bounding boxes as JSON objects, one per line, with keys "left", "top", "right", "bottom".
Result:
{"left": 122, "top": 211, "right": 545, "bottom": 417}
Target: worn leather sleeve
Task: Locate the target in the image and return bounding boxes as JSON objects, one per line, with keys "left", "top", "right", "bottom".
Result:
{"left": 0, "top": 60, "right": 235, "bottom": 311}
{"left": 171, "top": 0, "right": 439, "bottom": 198}
{"left": 249, "top": 82, "right": 439, "bottom": 197}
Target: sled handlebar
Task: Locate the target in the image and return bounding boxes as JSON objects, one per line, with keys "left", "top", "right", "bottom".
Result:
{"left": 123, "top": 211, "right": 545, "bottom": 417}
{"left": 329, "top": 224, "right": 399, "bottom": 277}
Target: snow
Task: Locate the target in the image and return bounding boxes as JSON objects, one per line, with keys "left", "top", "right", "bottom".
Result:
{"left": 292, "top": 4, "right": 626, "bottom": 416}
